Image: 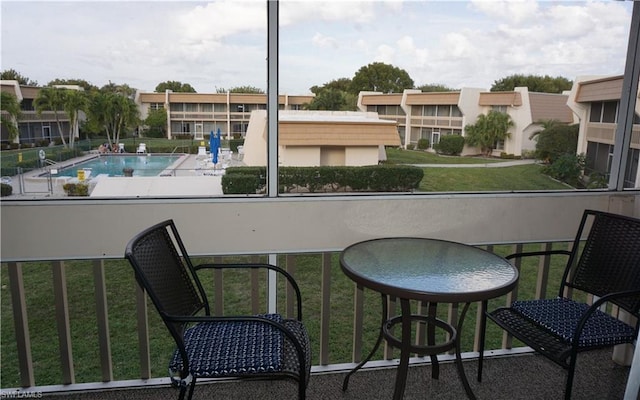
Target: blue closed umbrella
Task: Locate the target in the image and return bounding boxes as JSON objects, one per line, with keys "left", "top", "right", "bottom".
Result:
{"left": 210, "top": 129, "right": 221, "bottom": 164}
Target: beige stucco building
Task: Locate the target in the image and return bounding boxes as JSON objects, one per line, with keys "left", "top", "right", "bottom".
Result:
{"left": 135, "top": 91, "right": 313, "bottom": 140}
{"left": 358, "top": 87, "right": 575, "bottom": 157}
{"left": 567, "top": 75, "right": 640, "bottom": 188}
{"left": 242, "top": 110, "right": 401, "bottom": 167}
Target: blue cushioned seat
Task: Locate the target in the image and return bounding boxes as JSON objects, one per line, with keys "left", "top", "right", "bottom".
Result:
{"left": 512, "top": 298, "right": 636, "bottom": 347}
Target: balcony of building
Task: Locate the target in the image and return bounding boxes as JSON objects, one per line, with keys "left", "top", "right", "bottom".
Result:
{"left": 1, "top": 191, "right": 638, "bottom": 399}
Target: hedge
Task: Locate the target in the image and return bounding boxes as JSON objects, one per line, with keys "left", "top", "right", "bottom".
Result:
{"left": 222, "top": 165, "right": 423, "bottom": 194}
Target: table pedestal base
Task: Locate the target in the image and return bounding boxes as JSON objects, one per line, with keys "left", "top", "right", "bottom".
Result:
{"left": 343, "top": 298, "right": 477, "bottom": 400}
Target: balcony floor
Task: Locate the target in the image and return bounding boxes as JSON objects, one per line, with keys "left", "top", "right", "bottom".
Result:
{"left": 49, "top": 349, "right": 630, "bottom": 399}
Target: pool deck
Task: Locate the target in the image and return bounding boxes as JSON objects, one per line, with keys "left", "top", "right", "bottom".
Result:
{"left": 7, "top": 152, "right": 245, "bottom": 198}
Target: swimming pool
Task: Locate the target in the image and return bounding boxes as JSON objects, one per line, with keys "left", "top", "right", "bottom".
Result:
{"left": 53, "top": 154, "right": 184, "bottom": 177}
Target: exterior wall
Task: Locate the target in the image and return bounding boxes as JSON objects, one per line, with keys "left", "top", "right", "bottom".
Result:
{"left": 241, "top": 110, "right": 268, "bottom": 166}
{"left": 345, "top": 146, "right": 378, "bottom": 166}
{"left": 283, "top": 146, "right": 321, "bottom": 166}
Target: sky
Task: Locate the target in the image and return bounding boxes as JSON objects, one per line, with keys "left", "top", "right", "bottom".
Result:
{"left": 0, "top": 0, "right": 634, "bottom": 95}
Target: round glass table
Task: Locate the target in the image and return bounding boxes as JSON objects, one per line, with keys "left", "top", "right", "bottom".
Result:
{"left": 340, "top": 237, "right": 519, "bottom": 400}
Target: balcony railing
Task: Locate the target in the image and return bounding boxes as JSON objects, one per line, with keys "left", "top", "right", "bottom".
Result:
{"left": 1, "top": 192, "right": 638, "bottom": 398}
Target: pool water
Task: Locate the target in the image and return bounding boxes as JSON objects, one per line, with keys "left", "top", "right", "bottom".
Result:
{"left": 54, "top": 155, "right": 183, "bottom": 177}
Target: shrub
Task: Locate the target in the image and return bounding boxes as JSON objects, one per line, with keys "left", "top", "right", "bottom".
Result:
{"left": 542, "top": 153, "right": 584, "bottom": 187}
{"left": 62, "top": 183, "right": 89, "bottom": 196}
{"left": 533, "top": 124, "right": 578, "bottom": 163}
{"left": 1, "top": 183, "right": 12, "bottom": 197}
{"left": 417, "top": 138, "right": 430, "bottom": 150}
{"left": 222, "top": 165, "right": 423, "bottom": 194}
{"left": 435, "top": 135, "right": 464, "bottom": 156}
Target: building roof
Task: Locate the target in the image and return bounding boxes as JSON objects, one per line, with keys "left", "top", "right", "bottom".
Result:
{"left": 278, "top": 111, "right": 400, "bottom": 146}
{"left": 528, "top": 92, "right": 573, "bottom": 123}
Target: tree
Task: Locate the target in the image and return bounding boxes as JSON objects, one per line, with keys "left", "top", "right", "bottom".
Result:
{"left": 86, "top": 91, "right": 139, "bottom": 148}
{"left": 0, "top": 91, "right": 21, "bottom": 142}
{"left": 48, "top": 78, "right": 99, "bottom": 92}
{"left": 491, "top": 74, "right": 572, "bottom": 93}
{"left": 306, "top": 78, "right": 357, "bottom": 110}
{"left": 310, "top": 78, "right": 352, "bottom": 95}
{"left": 531, "top": 122, "right": 579, "bottom": 163}
{"left": 305, "top": 88, "right": 354, "bottom": 111}
{"left": 34, "top": 87, "right": 67, "bottom": 147}
{"left": 350, "top": 62, "right": 414, "bottom": 94}
{"left": 0, "top": 69, "right": 38, "bottom": 86}
{"left": 62, "top": 89, "right": 87, "bottom": 148}
{"left": 464, "top": 110, "right": 514, "bottom": 156}
{"left": 101, "top": 81, "right": 137, "bottom": 98}
{"left": 143, "top": 108, "right": 168, "bottom": 138}
{"left": 416, "top": 83, "right": 457, "bottom": 92}
{"left": 155, "top": 81, "right": 196, "bottom": 93}
{"left": 216, "top": 86, "right": 264, "bottom": 94}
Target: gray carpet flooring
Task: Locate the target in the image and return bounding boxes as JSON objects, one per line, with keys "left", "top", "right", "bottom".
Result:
{"left": 50, "top": 349, "right": 631, "bottom": 400}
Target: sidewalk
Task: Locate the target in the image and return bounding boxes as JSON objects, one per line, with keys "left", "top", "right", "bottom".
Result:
{"left": 410, "top": 159, "right": 537, "bottom": 168}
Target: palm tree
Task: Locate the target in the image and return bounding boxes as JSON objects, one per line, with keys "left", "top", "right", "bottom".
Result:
{"left": 34, "top": 87, "right": 67, "bottom": 147}
{"left": 62, "top": 89, "right": 87, "bottom": 148}
{"left": 464, "top": 110, "right": 514, "bottom": 156}
{"left": 86, "top": 91, "right": 139, "bottom": 149}
{"left": 0, "top": 91, "right": 21, "bottom": 143}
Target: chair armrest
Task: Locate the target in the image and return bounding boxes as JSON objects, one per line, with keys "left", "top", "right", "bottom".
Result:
{"left": 506, "top": 249, "right": 571, "bottom": 260}
{"left": 194, "top": 262, "right": 304, "bottom": 320}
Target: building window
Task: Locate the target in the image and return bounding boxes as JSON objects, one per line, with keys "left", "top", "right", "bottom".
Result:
{"left": 492, "top": 105, "right": 507, "bottom": 113}
{"left": 423, "top": 105, "right": 436, "bottom": 117}
{"left": 150, "top": 102, "right": 164, "bottom": 110}
{"left": 589, "top": 101, "right": 619, "bottom": 123}
{"left": 602, "top": 101, "right": 618, "bottom": 123}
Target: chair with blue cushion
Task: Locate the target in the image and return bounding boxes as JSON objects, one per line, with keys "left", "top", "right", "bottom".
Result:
{"left": 125, "top": 219, "right": 311, "bottom": 400}
{"left": 478, "top": 209, "right": 640, "bottom": 399}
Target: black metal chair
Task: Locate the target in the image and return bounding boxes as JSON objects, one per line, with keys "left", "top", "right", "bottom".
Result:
{"left": 124, "top": 219, "right": 311, "bottom": 400}
{"left": 478, "top": 209, "right": 640, "bottom": 399}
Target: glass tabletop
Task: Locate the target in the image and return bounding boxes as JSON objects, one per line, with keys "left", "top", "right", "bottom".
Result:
{"left": 340, "top": 237, "right": 519, "bottom": 302}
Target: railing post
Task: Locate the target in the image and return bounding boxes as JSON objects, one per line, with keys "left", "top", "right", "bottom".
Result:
{"left": 52, "top": 260, "right": 75, "bottom": 385}
{"left": 135, "top": 284, "right": 151, "bottom": 380}
{"left": 7, "top": 262, "right": 34, "bottom": 387}
{"left": 92, "top": 260, "right": 113, "bottom": 382}
{"left": 319, "top": 252, "right": 332, "bottom": 365}
{"left": 351, "top": 284, "right": 365, "bottom": 363}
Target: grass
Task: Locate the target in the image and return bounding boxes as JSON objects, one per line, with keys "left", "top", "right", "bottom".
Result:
{"left": 419, "top": 164, "right": 571, "bottom": 191}
{"left": 385, "top": 148, "right": 503, "bottom": 165}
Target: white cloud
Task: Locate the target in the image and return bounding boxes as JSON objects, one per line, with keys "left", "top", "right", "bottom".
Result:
{"left": 0, "top": 0, "right": 634, "bottom": 93}
{"left": 312, "top": 33, "right": 339, "bottom": 49}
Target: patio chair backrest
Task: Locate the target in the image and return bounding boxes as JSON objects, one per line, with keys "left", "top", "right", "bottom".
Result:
{"left": 563, "top": 209, "right": 640, "bottom": 315}
{"left": 125, "top": 220, "right": 208, "bottom": 339}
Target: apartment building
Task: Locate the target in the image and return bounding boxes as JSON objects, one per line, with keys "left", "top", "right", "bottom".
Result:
{"left": 567, "top": 75, "right": 640, "bottom": 188}
{"left": 0, "top": 80, "right": 81, "bottom": 145}
{"left": 358, "top": 87, "right": 574, "bottom": 157}
{"left": 135, "top": 90, "right": 314, "bottom": 140}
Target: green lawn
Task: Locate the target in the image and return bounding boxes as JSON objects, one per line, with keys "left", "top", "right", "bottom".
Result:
{"left": 385, "top": 148, "right": 503, "bottom": 164}
{"left": 419, "top": 164, "right": 571, "bottom": 191}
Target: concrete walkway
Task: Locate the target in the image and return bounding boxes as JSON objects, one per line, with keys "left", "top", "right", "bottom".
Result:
{"left": 410, "top": 159, "right": 537, "bottom": 168}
